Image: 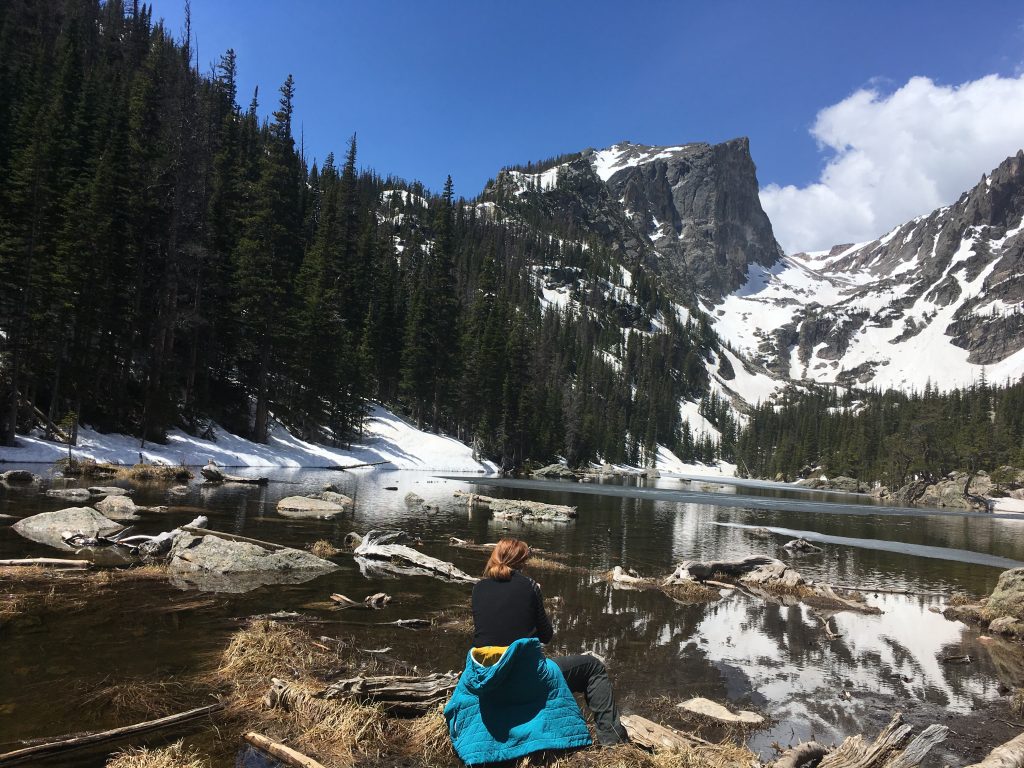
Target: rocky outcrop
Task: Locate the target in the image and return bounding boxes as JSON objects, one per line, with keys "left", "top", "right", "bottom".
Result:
{"left": 483, "top": 139, "right": 782, "bottom": 303}
{"left": 167, "top": 532, "right": 338, "bottom": 592}
{"left": 796, "top": 475, "right": 864, "bottom": 492}
{"left": 890, "top": 472, "right": 992, "bottom": 509}
{"left": 532, "top": 463, "right": 580, "bottom": 479}
{"left": 12, "top": 507, "right": 123, "bottom": 550}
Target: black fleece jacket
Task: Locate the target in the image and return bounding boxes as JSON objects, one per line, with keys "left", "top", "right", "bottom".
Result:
{"left": 471, "top": 571, "right": 553, "bottom": 647}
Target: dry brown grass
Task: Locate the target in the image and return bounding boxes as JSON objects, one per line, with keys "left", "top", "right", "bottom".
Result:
{"left": 80, "top": 678, "right": 198, "bottom": 720}
{"left": 56, "top": 457, "right": 193, "bottom": 482}
{"left": 307, "top": 539, "right": 341, "bottom": 558}
{"left": 660, "top": 581, "right": 722, "bottom": 603}
{"left": 948, "top": 592, "right": 972, "bottom": 607}
{"left": 106, "top": 740, "right": 209, "bottom": 768}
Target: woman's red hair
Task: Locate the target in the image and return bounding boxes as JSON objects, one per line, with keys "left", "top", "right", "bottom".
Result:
{"left": 483, "top": 538, "right": 530, "bottom": 580}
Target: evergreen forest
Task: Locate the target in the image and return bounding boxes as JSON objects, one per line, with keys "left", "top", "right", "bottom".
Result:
{"left": 0, "top": 0, "right": 717, "bottom": 470}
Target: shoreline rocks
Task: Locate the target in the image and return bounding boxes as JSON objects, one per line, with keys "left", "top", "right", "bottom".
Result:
{"left": 12, "top": 507, "right": 123, "bottom": 550}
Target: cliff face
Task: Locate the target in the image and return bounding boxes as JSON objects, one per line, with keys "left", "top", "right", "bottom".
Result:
{"left": 597, "top": 139, "right": 781, "bottom": 299}
{"left": 483, "top": 138, "right": 784, "bottom": 302}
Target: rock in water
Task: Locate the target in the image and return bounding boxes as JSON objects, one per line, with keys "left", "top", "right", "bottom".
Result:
{"left": 45, "top": 488, "right": 92, "bottom": 502}
{"left": 404, "top": 492, "right": 424, "bottom": 506}
{"left": 276, "top": 495, "right": 347, "bottom": 518}
{"left": 319, "top": 491, "right": 354, "bottom": 506}
{"left": 12, "top": 507, "right": 123, "bottom": 550}
{"left": 94, "top": 495, "right": 141, "bottom": 521}
{"left": 677, "top": 697, "right": 764, "bottom": 726}
{"left": 88, "top": 486, "right": 132, "bottom": 497}
{"left": 167, "top": 533, "right": 339, "bottom": 593}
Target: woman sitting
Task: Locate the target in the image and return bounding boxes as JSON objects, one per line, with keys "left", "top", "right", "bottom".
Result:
{"left": 444, "top": 538, "right": 627, "bottom": 764}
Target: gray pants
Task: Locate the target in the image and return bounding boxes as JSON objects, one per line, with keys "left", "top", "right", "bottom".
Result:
{"left": 553, "top": 654, "right": 627, "bottom": 745}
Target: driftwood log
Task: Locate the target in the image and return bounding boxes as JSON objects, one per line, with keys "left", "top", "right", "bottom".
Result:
{"left": 963, "top": 731, "right": 1024, "bottom": 768}
{"left": 351, "top": 529, "right": 477, "bottom": 583}
{"left": 664, "top": 556, "right": 880, "bottom": 614}
{"left": 0, "top": 702, "right": 223, "bottom": 766}
{"left": 201, "top": 463, "right": 268, "bottom": 485}
{"left": 453, "top": 490, "right": 577, "bottom": 522}
{"left": 61, "top": 515, "right": 208, "bottom": 558}
{"left": 620, "top": 714, "right": 706, "bottom": 752}
{"left": 266, "top": 672, "right": 458, "bottom": 716}
{"left": 771, "top": 713, "right": 948, "bottom": 768}
{"left": 327, "top": 460, "right": 391, "bottom": 471}
{"left": 243, "top": 732, "right": 327, "bottom": 768}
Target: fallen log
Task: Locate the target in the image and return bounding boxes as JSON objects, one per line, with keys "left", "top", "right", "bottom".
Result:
{"left": 817, "top": 712, "right": 946, "bottom": 768}
{"left": 243, "top": 732, "right": 327, "bottom": 768}
{"left": 620, "top": 714, "right": 702, "bottom": 752}
{"left": 0, "top": 702, "right": 223, "bottom": 766}
{"left": 963, "top": 730, "right": 1024, "bottom": 768}
{"left": 201, "top": 463, "right": 268, "bottom": 485}
{"left": 351, "top": 529, "right": 477, "bottom": 583}
{"left": 0, "top": 558, "right": 91, "bottom": 569}
{"left": 266, "top": 672, "right": 457, "bottom": 716}
{"left": 664, "top": 555, "right": 880, "bottom": 614}
{"left": 327, "top": 460, "right": 392, "bottom": 471}
{"left": 181, "top": 525, "right": 287, "bottom": 552}
{"left": 770, "top": 742, "right": 829, "bottom": 768}
{"left": 678, "top": 696, "right": 764, "bottom": 725}
{"left": 453, "top": 490, "right": 577, "bottom": 522}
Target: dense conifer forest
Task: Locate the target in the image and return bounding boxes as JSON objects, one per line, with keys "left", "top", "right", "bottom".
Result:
{"left": 0, "top": 0, "right": 717, "bottom": 469}
{"left": 735, "top": 376, "right": 1024, "bottom": 488}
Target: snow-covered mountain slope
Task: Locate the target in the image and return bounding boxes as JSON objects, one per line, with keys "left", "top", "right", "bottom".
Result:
{"left": 715, "top": 150, "right": 1024, "bottom": 391}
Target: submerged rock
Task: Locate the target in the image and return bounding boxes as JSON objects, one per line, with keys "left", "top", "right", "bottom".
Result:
{"left": 277, "top": 495, "right": 348, "bottom": 518}
{"left": 404, "top": 492, "right": 424, "bottom": 506}
{"left": 12, "top": 507, "right": 123, "bottom": 550}
{"left": 45, "top": 488, "right": 92, "bottom": 502}
{"left": 318, "top": 491, "right": 354, "bottom": 507}
{"left": 94, "top": 494, "right": 141, "bottom": 521}
{"left": 167, "top": 532, "right": 339, "bottom": 593}
{"left": 88, "top": 486, "right": 132, "bottom": 497}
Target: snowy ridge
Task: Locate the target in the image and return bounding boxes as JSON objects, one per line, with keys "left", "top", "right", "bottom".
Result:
{"left": 0, "top": 404, "right": 497, "bottom": 472}
{"left": 715, "top": 151, "right": 1024, "bottom": 391}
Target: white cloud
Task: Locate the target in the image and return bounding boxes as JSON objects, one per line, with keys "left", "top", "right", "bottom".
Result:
{"left": 760, "top": 74, "right": 1024, "bottom": 254}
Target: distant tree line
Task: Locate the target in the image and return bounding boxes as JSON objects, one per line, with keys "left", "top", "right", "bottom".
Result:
{"left": 0, "top": 0, "right": 720, "bottom": 469}
{"left": 735, "top": 376, "right": 1024, "bottom": 488}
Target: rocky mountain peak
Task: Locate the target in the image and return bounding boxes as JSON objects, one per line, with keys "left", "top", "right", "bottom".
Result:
{"left": 481, "top": 137, "right": 782, "bottom": 302}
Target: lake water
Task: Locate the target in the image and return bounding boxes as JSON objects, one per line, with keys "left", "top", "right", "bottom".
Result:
{"left": 2, "top": 467, "right": 1023, "bottom": 766}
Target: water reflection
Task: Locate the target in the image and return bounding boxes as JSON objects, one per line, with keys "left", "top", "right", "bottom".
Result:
{"left": 2, "top": 467, "right": 1024, "bottom": 761}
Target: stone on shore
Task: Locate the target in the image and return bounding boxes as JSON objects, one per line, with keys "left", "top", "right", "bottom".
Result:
{"left": 531, "top": 463, "right": 579, "bottom": 479}
{"left": 12, "top": 507, "right": 123, "bottom": 550}
{"left": 983, "top": 568, "right": 1024, "bottom": 622}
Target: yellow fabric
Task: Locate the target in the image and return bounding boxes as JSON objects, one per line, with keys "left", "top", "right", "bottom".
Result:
{"left": 471, "top": 645, "right": 509, "bottom": 667}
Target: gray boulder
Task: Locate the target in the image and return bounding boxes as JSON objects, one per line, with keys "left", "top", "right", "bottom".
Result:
{"left": 405, "top": 492, "right": 424, "bottom": 506}
{"left": 277, "top": 495, "right": 348, "bottom": 518}
{"left": 12, "top": 507, "right": 123, "bottom": 550}
{"left": 167, "top": 532, "right": 338, "bottom": 593}
{"left": 45, "top": 488, "right": 92, "bottom": 502}
{"left": 984, "top": 568, "right": 1024, "bottom": 622}
{"left": 94, "top": 495, "right": 141, "bottom": 521}
{"left": 532, "top": 463, "right": 579, "bottom": 479}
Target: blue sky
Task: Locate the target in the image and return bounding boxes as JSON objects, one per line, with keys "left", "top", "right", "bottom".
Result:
{"left": 151, "top": 1, "right": 1024, "bottom": 250}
